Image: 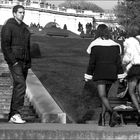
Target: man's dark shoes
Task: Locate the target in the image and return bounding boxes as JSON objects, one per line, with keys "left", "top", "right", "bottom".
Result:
{"left": 109, "top": 111, "right": 121, "bottom": 127}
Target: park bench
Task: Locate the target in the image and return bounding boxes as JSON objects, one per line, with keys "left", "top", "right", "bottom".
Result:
{"left": 109, "top": 97, "right": 138, "bottom": 125}
{"left": 108, "top": 81, "right": 138, "bottom": 125}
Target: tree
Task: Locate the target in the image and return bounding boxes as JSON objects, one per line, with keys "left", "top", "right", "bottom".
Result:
{"left": 59, "top": 0, "right": 104, "bottom": 13}
{"left": 114, "top": 0, "right": 140, "bottom": 32}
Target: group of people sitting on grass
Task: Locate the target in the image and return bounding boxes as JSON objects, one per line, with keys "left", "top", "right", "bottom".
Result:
{"left": 84, "top": 23, "right": 140, "bottom": 127}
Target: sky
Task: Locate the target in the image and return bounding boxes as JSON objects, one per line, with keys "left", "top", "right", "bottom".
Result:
{"left": 43, "top": 0, "right": 118, "bottom": 10}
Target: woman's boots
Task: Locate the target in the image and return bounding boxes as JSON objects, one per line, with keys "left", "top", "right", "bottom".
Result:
{"left": 98, "top": 113, "right": 106, "bottom": 126}
{"left": 109, "top": 111, "right": 121, "bottom": 127}
{"left": 98, "top": 111, "right": 121, "bottom": 127}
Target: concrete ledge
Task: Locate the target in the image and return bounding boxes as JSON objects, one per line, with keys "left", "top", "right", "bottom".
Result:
{"left": 26, "top": 69, "right": 66, "bottom": 123}
{"left": 0, "top": 123, "right": 140, "bottom": 139}
{"left": 41, "top": 113, "right": 66, "bottom": 123}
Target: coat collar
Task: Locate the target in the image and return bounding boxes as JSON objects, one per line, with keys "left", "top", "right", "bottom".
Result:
{"left": 87, "top": 37, "right": 122, "bottom": 54}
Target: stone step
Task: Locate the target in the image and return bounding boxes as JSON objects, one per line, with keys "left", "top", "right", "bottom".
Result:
{"left": 22, "top": 113, "right": 38, "bottom": 118}
{"left": 21, "top": 107, "right": 36, "bottom": 114}
{"left": 0, "top": 78, "right": 12, "bottom": 86}
{"left": 0, "top": 104, "right": 10, "bottom": 110}
{"left": 0, "top": 106, "right": 40, "bottom": 121}
{"left": 0, "top": 69, "right": 10, "bottom": 76}
{"left": 0, "top": 93, "right": 39, "bottom": 122}
{"left": 21, "top": 99, "right": 41, "bottom": 122}
{"left": 0, "top": 102, "right": 10, "bottom": 105}
{"left": 22, "top": 116, "right": 41, "bottom": 123}
{"left": 0, "top": 95, "right": 12, "bottom": 99}
{"left": 0, "top": 109, "right": 10, "bottom": 114}
{"left": 0, "top": 53, "right": 41, "bottom": 123}
{"left": 0, "top": 106, "right": 40, "bottom": 120}
{"left": 0, "top": 114, "right": 39, "bottom": 122}
{"left": 24, "top": 96, "right": 31, "bottom": 106}
{"left": 0, "top": 89, "right": 12, "bottom": 95}
{"left": 0, "top": 114, "right": 8, "bottom": 119}
{"left": 0, "top": 99, "right": 11, "bottom": 104}
{"left": 0, "top": 84, "right": 39, "bottom": 123}
{"left": 0, "top": 85, "right": 12, "bottom": 89}
{"left": 0, "top": 82, "right": 11, "bottom": 86}
{"left": 0, "top": 72, "right": 11, "bottom": 77}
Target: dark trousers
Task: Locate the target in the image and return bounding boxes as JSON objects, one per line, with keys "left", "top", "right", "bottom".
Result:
{"left": 9, "top": 62, "right": 28, "bottom": 119}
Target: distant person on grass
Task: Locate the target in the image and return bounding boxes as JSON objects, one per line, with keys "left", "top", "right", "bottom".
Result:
{"left": 1, "top": 5, "right": 31, "bottom": 123}
{"left": 84, "top": 24, "right": 126, "bottom": 127}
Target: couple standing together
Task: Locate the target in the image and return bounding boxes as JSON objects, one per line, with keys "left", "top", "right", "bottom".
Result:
{"left": 84, "top": 24, "right": 140, "bottom": 127}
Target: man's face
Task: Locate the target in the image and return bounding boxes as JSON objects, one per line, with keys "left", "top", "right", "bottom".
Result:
{"left": 13, "top": 8, "right": 25, "bottom": 22}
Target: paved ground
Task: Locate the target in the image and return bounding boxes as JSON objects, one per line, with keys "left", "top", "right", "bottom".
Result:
{"left": 0, "top": 122, "right": 139, "bottom": 131}
{"left": 0, "top": 122, "right": 140, "bottom": 139}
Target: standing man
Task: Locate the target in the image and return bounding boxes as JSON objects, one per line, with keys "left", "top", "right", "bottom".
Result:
{"left": 1, "top": 5, "right": 31, "bottom": 123}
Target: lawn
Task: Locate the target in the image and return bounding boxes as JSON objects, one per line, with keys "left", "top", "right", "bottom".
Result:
{"left": 31, "top": 35, "right": 101, "bottom": 123}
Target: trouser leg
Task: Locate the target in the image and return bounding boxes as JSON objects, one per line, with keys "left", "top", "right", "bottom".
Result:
{"left": 9, "top": 64, "right": 28, "bottom": 118}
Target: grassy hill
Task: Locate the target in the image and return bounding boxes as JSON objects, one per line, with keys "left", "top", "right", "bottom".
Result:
{"left": 31, "top": 35, "right": 101, "bottom": 123}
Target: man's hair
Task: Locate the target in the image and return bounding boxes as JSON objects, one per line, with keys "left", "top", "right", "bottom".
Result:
{"left": 12, "top": 5, "right": 25, "bottom": 14}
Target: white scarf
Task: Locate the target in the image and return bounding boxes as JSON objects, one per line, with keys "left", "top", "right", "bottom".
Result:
{"left": 87, "top": 37, "right": 122, "bottom": 54}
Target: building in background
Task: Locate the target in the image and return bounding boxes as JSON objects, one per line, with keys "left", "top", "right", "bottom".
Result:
{"left": 0, "top": 0, "right": 119, "bottom": 34}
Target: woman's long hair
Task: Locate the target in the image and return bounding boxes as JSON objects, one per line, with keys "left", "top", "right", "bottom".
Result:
{"left": 95, "top": 24, "right": 111, "bottom": 40}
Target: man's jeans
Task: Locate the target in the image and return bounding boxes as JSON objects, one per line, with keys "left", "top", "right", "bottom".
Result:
{"left": 9, "top": 63, "right": 28, "bottom": 119}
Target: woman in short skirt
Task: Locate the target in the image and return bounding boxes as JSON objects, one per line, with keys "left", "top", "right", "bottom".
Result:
{"left": 123, "top": 24, "right": 140, "bottom": 126}
{"left": 84, "top": 24, "right": 125, "bottom": 127}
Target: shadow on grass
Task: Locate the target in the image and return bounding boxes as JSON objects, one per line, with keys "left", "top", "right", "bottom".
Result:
{"left": 76, "top": 81, "right": 101, "bottom": 123}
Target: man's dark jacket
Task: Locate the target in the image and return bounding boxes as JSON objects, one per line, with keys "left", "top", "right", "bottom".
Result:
{"left": 1, "top": 18, "right": 31, "bottom": 68}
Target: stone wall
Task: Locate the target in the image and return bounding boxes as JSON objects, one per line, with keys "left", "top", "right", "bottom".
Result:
{"left": 0, "top": 5, "right": 94, "bottom": 34}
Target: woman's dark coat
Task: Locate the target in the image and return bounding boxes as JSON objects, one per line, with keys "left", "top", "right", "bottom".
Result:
{"left": 86, "top": 38, "right": 124, "bottom": 81}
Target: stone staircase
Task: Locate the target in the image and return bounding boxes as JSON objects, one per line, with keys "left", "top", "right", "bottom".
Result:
{"left": 0, "top": 76, "right": 12, "bottom": 121}
{"left": 0, "top": 51, "right": 66, "bottom": 124}
{"left": 0, "top": 52, "right": 41, "bottom": 123}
